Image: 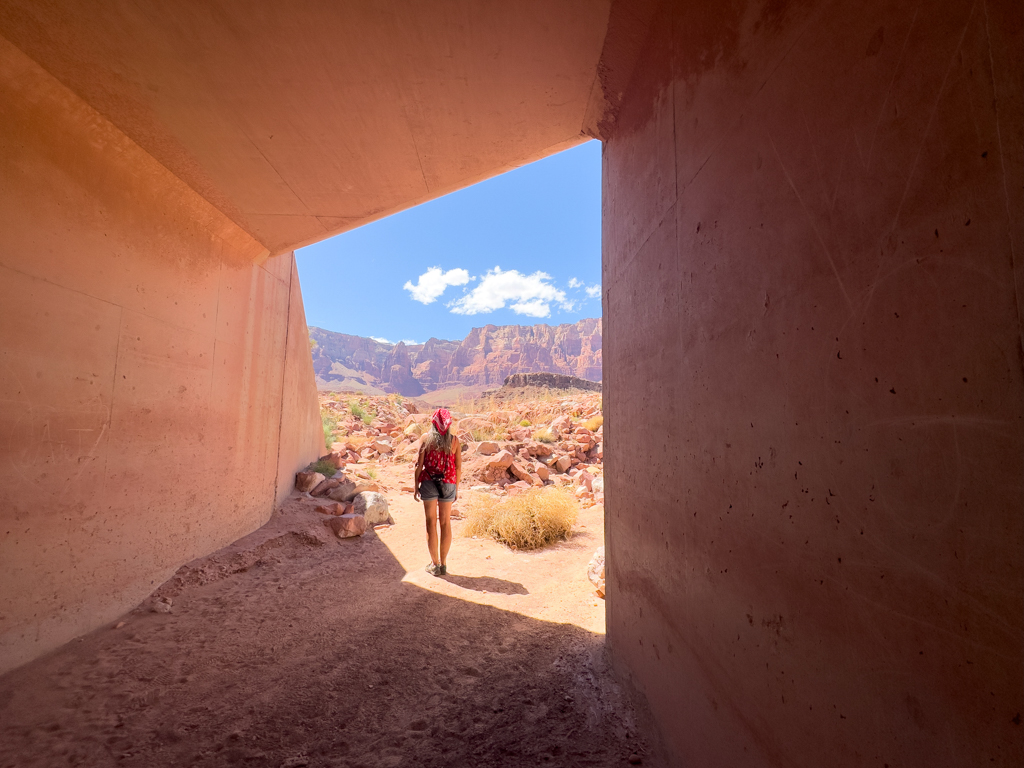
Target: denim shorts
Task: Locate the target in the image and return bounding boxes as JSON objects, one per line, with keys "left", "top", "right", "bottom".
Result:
{"left": 419, "top": 477, "right": 457, "bottom": 502}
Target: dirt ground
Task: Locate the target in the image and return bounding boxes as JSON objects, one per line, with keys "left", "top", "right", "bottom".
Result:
{"left": 0, "top": 461, "right": 665, "bottom": 768}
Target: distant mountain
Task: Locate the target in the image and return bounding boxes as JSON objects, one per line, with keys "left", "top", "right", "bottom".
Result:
{"left": 309, "top": 319, "right": 602, "bottom": 396}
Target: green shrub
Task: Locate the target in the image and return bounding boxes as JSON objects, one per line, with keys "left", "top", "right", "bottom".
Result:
{"left": 305, "top": 457, "right": 337, "bottom": 477}
{"left": 519, "top": 419, "right": 532, "bottom": 427}
{"left": 350, "top": 401, "right": 373, "bottom": 425}
{"left": 321, "top": 410, "right": 339, "bottom": 446}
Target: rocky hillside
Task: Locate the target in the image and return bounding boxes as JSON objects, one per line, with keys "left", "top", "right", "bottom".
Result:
{"left": 310, "top": 319, "right": 601, "bottom": 396}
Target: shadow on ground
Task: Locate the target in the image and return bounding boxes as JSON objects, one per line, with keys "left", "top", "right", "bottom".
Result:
{"left": 0, "top": 509, "right": 660, "bottom": 768}
{"left": 438, "top": 573, "right": 529, "bottom": 595}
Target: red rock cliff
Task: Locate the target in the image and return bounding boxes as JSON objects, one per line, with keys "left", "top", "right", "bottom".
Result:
{"left": 310, "top": 319, "right": 602, "bottom": 396}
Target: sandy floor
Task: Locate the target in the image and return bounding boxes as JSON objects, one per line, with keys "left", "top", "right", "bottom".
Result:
{"left": 0, "top": 462, "right": 664, "bottom": 768}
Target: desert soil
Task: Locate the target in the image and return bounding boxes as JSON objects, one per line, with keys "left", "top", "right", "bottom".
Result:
{"left": 0, "top": 460, "right": 663, "bottom": 768}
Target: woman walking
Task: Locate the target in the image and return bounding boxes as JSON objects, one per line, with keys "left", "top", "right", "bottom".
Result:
{"left": 413, "top": 408, "right": 462, "bottom": 576}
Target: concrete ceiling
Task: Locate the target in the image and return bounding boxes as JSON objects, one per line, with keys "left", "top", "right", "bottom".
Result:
{"left": 0, "top": 0, "right": 610, "bottom": 254}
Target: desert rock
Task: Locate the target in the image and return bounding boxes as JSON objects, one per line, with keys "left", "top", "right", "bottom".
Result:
{"left": 295, "top": 471, "right": 325, "bottom": 493}
{"left": 353, "top": 492, "right": 391, "bottom": 525}
{"left": 329, "top": 514, "right": 367, "bottom": 539}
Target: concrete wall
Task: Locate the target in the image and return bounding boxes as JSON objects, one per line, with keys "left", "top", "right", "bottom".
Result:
{"left": 602, "top": 1, "right": 1022, "bottom": 766}
{"left": 0, "top": 35, "right": 322, "bottom": 674}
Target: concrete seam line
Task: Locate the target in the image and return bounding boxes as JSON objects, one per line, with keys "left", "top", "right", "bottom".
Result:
{"left": 271, "top": 253, "right": 296, "bottom": 515}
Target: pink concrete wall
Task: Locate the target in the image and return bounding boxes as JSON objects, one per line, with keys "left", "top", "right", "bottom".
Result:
{"left": 0, "top": 36, "right": 322, "bottom": 673}
{"left": 601, "top": 1, "right": 1022, "bottom": 765}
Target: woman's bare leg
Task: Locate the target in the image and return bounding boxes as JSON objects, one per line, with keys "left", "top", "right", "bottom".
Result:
{"left": 437, "top": 501, "right": 453, "bottom": 567}
{"left": 423, "top": 499, "right": 440, "bottom": 565}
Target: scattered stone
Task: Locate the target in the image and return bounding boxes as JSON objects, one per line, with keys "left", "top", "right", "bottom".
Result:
{"left": 280, "top": 756, "right": 310, "bottom": 768}
{"left": 353, "top": 492, "right": 391, "bottom": 525}
{"left": 554, "top": 455, "right": 572, "bottom": 473}
{"left": 526, "top": 441, "right": 554, "bottom": 457}
{"left": 114, "top": 621, "right": 126, "bottom": 629}
{"left": 325, "top": 481, "right": 362, "bottom": 505}
{"left": 487, "top": 450, "right": 515, "bottom": 470}
{"left": 295, "top": 471, "right": 325, "bottom": 493}
{"left": 372, "top": 439, "right": 393, "bottom": 454}
{"left": 476, "top": 441, "right": 500, "bottom": 455}
{"left": 310, "top": 477, "right": 342, "bottom": 496}
{"left": 325, "top": 450, "right": 347, "bottom": 468}
{"left": 534, "top": 463, "right": 550, "bottom": 481}
{"left": 588, "top": 547, "right": 605, "bottom": 598}
{"left": 508, "top": 461, "right": 532, "bottom": 484}
{"left": 628, "top": 753, "right": 642, "bottom": 765}
{"left": 150, "top": 597, "right": 173, "bottom": 613}
{"left": 315, "top": 502, "right": 346, "bottom": 516}
{"left": 328, "top": 514, "right": 367, "bottom": 539}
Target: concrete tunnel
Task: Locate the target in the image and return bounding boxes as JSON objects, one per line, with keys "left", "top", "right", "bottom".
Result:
{"left": 0, "top": 0, "right": 1020, "bottom": 765}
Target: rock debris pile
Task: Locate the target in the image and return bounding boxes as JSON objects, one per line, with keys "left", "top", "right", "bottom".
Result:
{"left": 302, "top": 390, "right": 605, "bottom": 528}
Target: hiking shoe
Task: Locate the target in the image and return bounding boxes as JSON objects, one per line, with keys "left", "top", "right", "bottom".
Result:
{"left": 425, "top": 563, "right": 441, "bottom": 576}
{"left": 439, "top": 564, "right": 447, "bottom": 576}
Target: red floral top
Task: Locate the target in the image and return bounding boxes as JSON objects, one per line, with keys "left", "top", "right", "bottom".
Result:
{"left": 419, "top": 444, "right": 457, "bottom": 484}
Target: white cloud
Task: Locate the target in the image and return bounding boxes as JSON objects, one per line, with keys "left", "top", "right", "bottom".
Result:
{"left": 448, "top": 267, "right": 572, "bottom": 318}
{"left": 370, "top": 336, "right": 393, "bottom": 345}
{"left": 403, "top": 267, "right": 471, "bottom": 304}
{"left": 400, "top": 339, "right": 422, "bottom": 346}
{"left": 585, "top": 284, "right": 602, "bottom": 298}
{"left": 568, "top": 277, "right": 583, "bottom": 289}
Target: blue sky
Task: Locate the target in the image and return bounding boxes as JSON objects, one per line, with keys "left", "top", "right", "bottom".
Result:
{"left": 296, "top": 140, "right": 601, "bottom": 345}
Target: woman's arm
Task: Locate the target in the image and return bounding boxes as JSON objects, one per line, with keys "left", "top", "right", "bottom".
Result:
{"left": 413, "top": 442, "right": 424, "bottom": 501}
{"left": 453, "top": 436, "right": 462, "bottom": 486}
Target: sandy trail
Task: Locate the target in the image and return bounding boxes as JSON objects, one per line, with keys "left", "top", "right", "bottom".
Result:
{"left": 0, "top": 462, "right": 663, "bottom": 767}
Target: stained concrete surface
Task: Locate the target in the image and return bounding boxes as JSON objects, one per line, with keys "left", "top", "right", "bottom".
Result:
{"left": 601, "top": 0, "right": 1022, "bottom": 766}
{"left": 0, "top": 0, "right": 611, "bottom": 253}
{"left": 0, "top": 37, "right": 322, "bottom": 674}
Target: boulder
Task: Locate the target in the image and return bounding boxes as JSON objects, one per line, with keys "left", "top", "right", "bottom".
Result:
{"left": 476, "top": 441, "right": 500, "bottom": 456}
{"left": 353, "top": 492, "right": 391, "bottom": 525}
{"left": 295, "top": 471, "right": 325, "bottom": 493}
{"left": 537, "top": 453, "right": 557, "bottom": 467}
{"left": 329, "top": 514, "right": 367, "bottom": 539}
{"left": 508, "top": 461, "right": 532, "bottom": 484}
{"left": 592, "top": 476, "right": 605, "bottom": 493}
{"left": 554, "top": 455, "right": 572, "bottom": 473}
{"left": 587, "top": 547, "right": 605, "bottom": 597}
{"left": 325, "top": 451, "right": 347, "bottom": 468}
{"left": 327, "top": 481, "right": 358, "bottom": 503}
{"left": 315, "top": 502, "right": 345, "bottom": 516}
{"left": 533, "top": 463, "right": 550, "bottom": 481}
{"left": 372, "top": 439, "right": 393, "bottom": 454}
{"left": 310, "top": 477, "right": 341, "bottom": 496}
{"left": 525, "top": 441, "right": 554, "bottom": 457}
{"left": 487, "top": 450, "right": 515, "bottom": 470}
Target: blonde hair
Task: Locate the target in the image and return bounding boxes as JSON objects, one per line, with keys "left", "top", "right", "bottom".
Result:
{"left": 422, "top": 424, "right": 455, "bottom": 454}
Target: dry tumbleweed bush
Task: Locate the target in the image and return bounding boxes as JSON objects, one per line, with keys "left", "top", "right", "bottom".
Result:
{"left": 462, "top": 487, "right": 578, "bottom": 549}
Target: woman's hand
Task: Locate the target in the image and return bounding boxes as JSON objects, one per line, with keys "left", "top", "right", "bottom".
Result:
{"left": 413, "top": 483, "right": 420, "bottom": 502}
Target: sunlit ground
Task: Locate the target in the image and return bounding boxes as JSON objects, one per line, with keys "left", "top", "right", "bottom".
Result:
{"left": 374, "top": 461, "right": 606, "bottom": 635}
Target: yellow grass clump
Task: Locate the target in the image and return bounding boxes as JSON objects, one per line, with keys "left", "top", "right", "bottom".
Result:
{"left": 583, "top": 415, "right": 604, "bottom": 431}
{"left": 532, "top": 427, "right": 556, "bottom": 443}
{"left": 462, "top": 487, "right": 578, "bottom": 550}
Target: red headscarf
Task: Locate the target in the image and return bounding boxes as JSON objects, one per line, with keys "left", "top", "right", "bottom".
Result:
{"left": 431, "top": 407, "right": 452, "bottom": 435}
